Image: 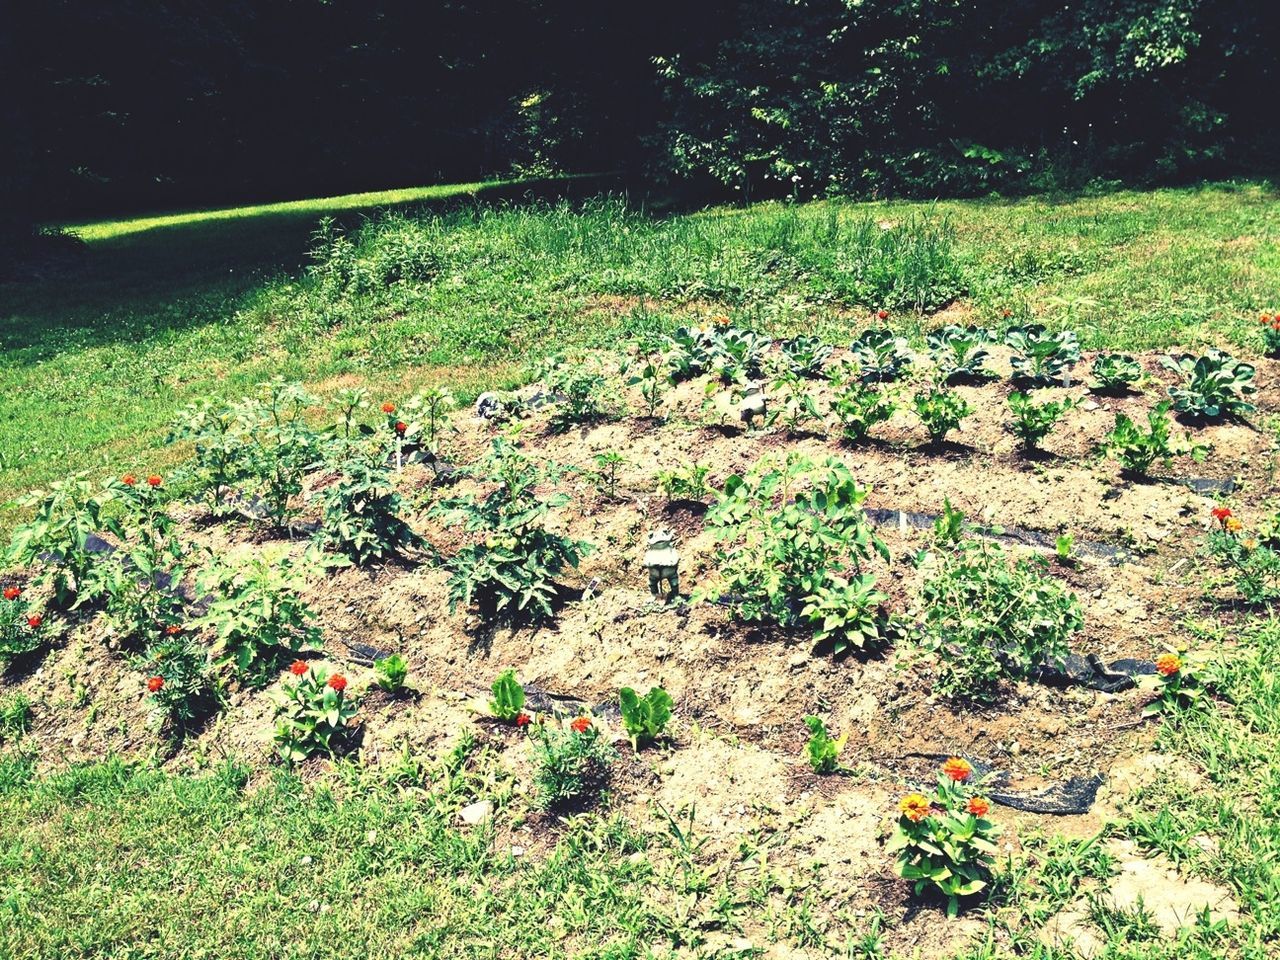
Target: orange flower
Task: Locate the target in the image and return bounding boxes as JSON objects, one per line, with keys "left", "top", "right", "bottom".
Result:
{"left": 327, "top": 674, "right": 348, "bottom": 692}
{"left": 967, "top": 797, "right": 990, "bottom": 817}
{"left": 942, "top": 757, "right": 973, "bottom": 782}
{"left": 1225, "top": 517, "right": 1243, "bottom": 533}
{"left": 27, "top": 614, "right": 42, "bottom": 629}
{"left": 147, "top": 475, "right": 162, "bottom": 488}
{"left": 2, "top": 586, "right": 19, "bottom": 601}
{"left": 515, "top": 712, "right": 532, "bottom": 727}
{"left": 121, "top": 474, "right": 137, "bottom": 486}
{"left": 570, "top": 716, "right": 591, "bottom": 734}
{"left": 1155, "top": 653, "right": 1182, "bottom": 677}
{"left": 165, "top": 624, "right": 182, "bottom": 635}
{"left": 394, "top": 421, "right": 407, "bottom": 435}
{"left": 876, "top": 309, "right": 889, "bottom": 320}
{"left": 900, "top": 793, "right": 931, "bottom": 822}
{"left": 146, "top": 676, "right": 164, "bottom": 692}
{"left": 381, "top": 402, "right": 396, "bottom": 414}
{"left": 289, "top": 660, "right": 309, "bottom": 676}
{"left": 1211, "top": 506, "right": 1232, "bottom": 525}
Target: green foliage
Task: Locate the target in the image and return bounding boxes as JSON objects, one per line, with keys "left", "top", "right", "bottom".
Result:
{"left": 849, "top": 328, "right": 912, "bottom": 382}
{"left": 488, "top": 669, "right": 526, "bottom": 722}
{"left": 538, "top": 356, "right": 608, "bottom": 431}
{"left": 618, "top": 686, "right": 674, "bottom": 750}
{"left": 1141, "top": 653, "right": 1206, "bottom": 718}
{"left": 1162, "top": 349, "right": 1257, "bottom": 419}
{"left": 800, "top": 574, "right": 892, "bottom": 654}
{"left": 1005, "top": 325, "right": 1081, "bottom": 384}
{"left": 1262, "top": 314, "right": 1280, "bottom": 357}
{"left": 1056, "top": 533, "right": 1075, "bottom": 563}
{"left": 373, "top": 654, "right": 409, "bottom": 694}
{"left": 912, "top": 387, "right": 970, "bottom": 443}
{"left": 803, "top": 716, "right": 845, "bottom": 774}
{"left": 1090, "top": 353, "right": 1143, "bottom": 393}
{"left": 135, "top": 634, "right": 216, "bottom": 732}
{"left": 1006, "top": 391, "right": 1077, "bottom": 451}
{"left": 888, "top": 763, "right": 1000, "bottom": 917}
{"left": 233, "top": 379, "right": 321, "bottom": 528}
{"left": 932, "top": 498, "right": 967, "bottom": 546}
{"left": 400, "top": 386, "right": 457, "bottom": 453}
{"left": 829, "top": 363, "right": 896, "bottom": 442}
{"left": 779, "top": 335, "right": 832, "bottom": 379}
{"left": 704, "top": 454, "right": 888, "bottom": 630}
{"left": 531, "top": 717, "right": 616, "bottom": 810}
{"left": 922, "top": 540, "right": 1082, "bottom": 702}
{"left": 589, "top": 451, "right": 627, "bottom": 501}
{"left": 1206, "top": 527, "right": 1280, "bottom": 606}
{"left": 433, "top": 440, "right": 592, "bottom": 623}
{"left": 8, "top": 475, "right": 112, "bottom": 607}
{"left": 656, "top": 462, "right": 712, "bottom": 502}
{"left": 1105, "top": 401, "right": 1204, "bottom": 476}
{"left": 926, "top": 325, "right": 993, "bottom": 381}
{"left": 625, "top": 357, "right": 668, "bottom": 420}
{"left": 0, "top": 692, "right": 32, "bottom": 740}
{"left": 168, "top": 400, "right": 246, "bottom": 516}
{"left": 313, "top": 452, "right": 415, "bottom": 566}
{"left": 272, "top": 664, "right": 359, "bottom": 764}
{"left": 0, "top": 588, "right": 43, "bottom": 665}
{"left": 193, "top": 554, "right": 320, "bottom": 681}
{"left": 767, "top": 367, "right": 823, "bottom": 436}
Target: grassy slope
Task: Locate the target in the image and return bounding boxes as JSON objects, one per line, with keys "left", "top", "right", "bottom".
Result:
{"left": 2, "top": 180, "right": 1278, "bottom": 530}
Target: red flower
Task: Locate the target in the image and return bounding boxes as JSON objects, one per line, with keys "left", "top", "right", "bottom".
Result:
{"left": 165, "top": 624, "right": 182, "bottom": 635}
{"left": 1001, "top": 308, "right": 1012, "bottom": 318}
{"left": 381, "top": 401, "right": 396, "bottom": 414}
{"left": 570, "top": 716, "right": 591, "bottom": 734}
{"left": 146, "top": 475, "right": 162, "bottom": 488}
{"left": 27, "top": 614, "right": 42, "bottom": 629}
{"left": 327, "top": 674, "right": 348, "bottom": 692}
{"left": 289, "top": 659, "right": 309, "bottom": 676}
{"left": 1211, "top": 506, "right": 1232, "bottom": 525}
{"left": 121, "top": 474, "right": 137, "bottom": 486}
{"left": 515, "top": 712, "right": 532, "bottom": 727}
{"left": 2, "top": 586, "right": 19, "bottom": 601}
{"left": 147, "top": 676, "right": 164, "bottom": 692}
{"left": 967, "top": 796, "right": 991, "bottom": 817}
{"left": 942, "top": 757, "right": 973, "bottom": 782}
{"left": 876, "top": 309, "right": 889, "bottom": 320}
{"left": 394, "top": 421, "right": 407, "bottom": 435}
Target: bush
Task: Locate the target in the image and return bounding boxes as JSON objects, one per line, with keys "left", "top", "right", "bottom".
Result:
{"left": 8, "top": 474, "right": 112, "bottom": 608}
{"left": 1162, "top": 349, "right": 1256, "bottom": 420}
{"left": 193, "top": 554, "right": 320, "bottom": 682}
{"left": 273, "top": 662, "right": 360, "bottom": 763}
{"left": 532, "top": 715, "right": 616, "bottom": 810}
{"left": 433, "top": 440, "right": 592, "bottom": 623}
{"left": 618, "top": 686, "right": 673, "bottom": 750}
{"left": 922, "top": 540, "right": 1082, "bottom": 702}
{"left": 800, "top": 574, "right": 892, "bottom": 654}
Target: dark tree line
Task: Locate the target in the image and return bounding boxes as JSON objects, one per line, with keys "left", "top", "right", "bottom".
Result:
{"left": 4, "top": 0, "right": 1277, "bottom": 250}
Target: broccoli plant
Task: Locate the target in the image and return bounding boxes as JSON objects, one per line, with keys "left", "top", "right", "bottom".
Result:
{"left": 1004, "top": 325, "right": 1080, "bottom": 385}
{"left": 780, "top": 335, "right": 833, "bottom": 379}
{"left": 1089, "top": 353, "right": 1143, "bottom": 394}
{"left": 1162, "top": 349, "right": 1257, "bottom": 420}
{"left": 850, "top": 328, "right": 912, "bottom": 382}
{"left": 926, "top": 325, "right": 993, "bottom": 381}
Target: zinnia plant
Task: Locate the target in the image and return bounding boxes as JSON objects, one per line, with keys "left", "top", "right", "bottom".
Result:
{"left": 0, "top": 587, "right": 43, "bottom": 664}
{"left": 1142, "top": 650, "right": 1206, "bottom": 718}
{"left": 272, "top": 662, "right": 360, "bottom": 763}
{"left": 887, "top": 760, "right": 1001, "bottom": 916}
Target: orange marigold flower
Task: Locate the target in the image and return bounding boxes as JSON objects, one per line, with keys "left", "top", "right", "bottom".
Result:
{"left": 570, "top": 716, "right": 591, "bottom": 734}
{"left": 2, "top": 586, "right": 19, "bottom": 601}
{"left": 289, "top": 660, "right": 309, "bottom": 676}
{"left": 165, "top": 624, "right": 182, "bottom": 635}
{"left": 146, "top": 676, "right": 164, "bottom": 692}
{"left": 1155, "top": 653, "right": 1182, "bottom": 677}
{"left": 147, "top": 475, "right": 162, "bottom": 488}
{"left": 1225, "top": 517, "right": 1243, "bottom": 533}
{"left": 967, "top": 797, "right": 990, "bottom": 817}
{"left": 381, "top": 402, "right": 396, "bottom": 414}
{"left": 394, "top": 420, "right": 407, "bottom": 435}
{"left": 876, "top": 309, "right": 889, "bottom": 320}
{"left": 900, "top": 793, "right": 931, "bottom": 822}
{"left": 327, "top": 674, "right": 348, "bottom": 692}
{"left": 942, "top": 757, "right": 973, "bottom": 782}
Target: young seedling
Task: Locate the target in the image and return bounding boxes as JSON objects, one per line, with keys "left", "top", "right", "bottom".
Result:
{"left": 803, "top": 715, "right": 846, "bottom": 774}
{"left": 374, "top": 653, "right": 409, "bottom": 694}
{"left": 591, "top": 451, "right": 627, "bottom": 501}
{"left": 488, "top": 669, "right": 526, "bottom": 723}
{"left": 618, "top": 686, "right": 674, "bottom": 750}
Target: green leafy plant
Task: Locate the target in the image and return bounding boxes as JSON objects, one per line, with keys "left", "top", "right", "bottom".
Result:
{"left": 1090, "top": 353, "right": 1143, "bottom": 394}
{"left": 618, "top": 686, "right": 674, "bottom": 750}
{"left": 656, "top": 462, "right": 712, "bottom": 502}
{"left": 712, "top": 328, "right": 772, "bottom": 383}
{"left": 662, "top": 325, "right": 717, "bottom": 382}
{"left": 1206, "top": 512, "right": 1280, "bottom": 605}
{"left": 626, "top": 357, "right": 669, "bottom": 420}
{"left": 168, "top": 399, "right": 247, "bottom": 516}
{"left": 1006, "top": 391, "right": 1076, "bottom": 451}
{"left": 1162, "top": 349, "right": 1257, "bottom": 419}
{"left": 803, "top": 715, "right": 846, "bottom": 774}
{"left": 767, "top": 367, "right": 824, "bottom": 436}
{"left": 193, "top": 553, "right": 320, "bottom": 681}
{"left": 829, "top": 363, "right": 896, "bottom": 442}
{"left": 538, "top": 355, "right": 608, "bottom": 431}
{"left": 135, "top": 632, "right": 216, "bottom": 732}
{"left": 800, "top": 575, "right": 892, "bottom": 654}
{"left": 926, "top": 325, "right": 993, "bottom": 381}
{"left": 1055, "top": 533, "right": 1075, "bottom": 563}
{"left": 402, "top": 386, "right": 457, "bottom": 453}
{"left": 590, "top": 451, "right": 627, "bottom": 501}
{"left": 912, "top": 386, "right": 971, "bottom": 443}
{"left": 780, "top": 335, "right": 832, "bottom": 379}
{"left": 704, "top": 455, "right": 889, "bottom": 632}
{"left": 888, "top": 759, "right": 1000, "bottom": 916}
{"left": 1005, "top": 324, "right": 1080, "bottom": 384}
{"left": 488, "top": 669, "right": 527, "bottom": 722}
{"left": 0, "top": 586, "right": 43, "bottom": 665}
{"left": 922, "top": 540, "right": 1082, "bottom": 702}
{"left": 932, "top": 498, "right": 967, "bottom": 545}
{"left": 1105, "top": 401, "right": 1205, "bottom": 477}
{"left": 532, "top": 715, "right": 616, "bottom": 810}
{"left": 433, "top": 440, "right": 592, "bottom": 623}
{"left": 7, "top": 474, "right": 112, "bottom": 608}
{"left": 850, "top": 327, "right": 912, "bottom": 381}
{"left": 374, "top": 654, "right": 409, "bottom": 694}
{"left": 233, "top": 379, "right": 321, "bottom": 528}
{"left": 0, "top": 692, "right": 32, "bottom": 740}
{"left": 273, "top": 663, "right": 360, "bottom": 763}
{"left": 313, "top": 452, "right": 415, "bottom": 566}
{"left": 1141, "top": 652, "right": 1205, "bottom": 718}
{"left": 1261, "top": 313, "right": 1280, "bottom": 357}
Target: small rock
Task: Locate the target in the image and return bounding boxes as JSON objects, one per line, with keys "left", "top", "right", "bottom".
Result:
{"left": 511, "top": 845, "right": 526, "bottom": 857}
{"left": 458, "top": 800, "right": 494, "bottom": 827}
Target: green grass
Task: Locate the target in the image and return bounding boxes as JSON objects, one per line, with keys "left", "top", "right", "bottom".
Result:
{"left": 3, "top": 179, "right": 1277, "bottom": 531}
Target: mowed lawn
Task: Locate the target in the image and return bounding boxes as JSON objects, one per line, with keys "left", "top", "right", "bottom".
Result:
{"left": 1, "top": 179, "right": 1278, "bottom": 532}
